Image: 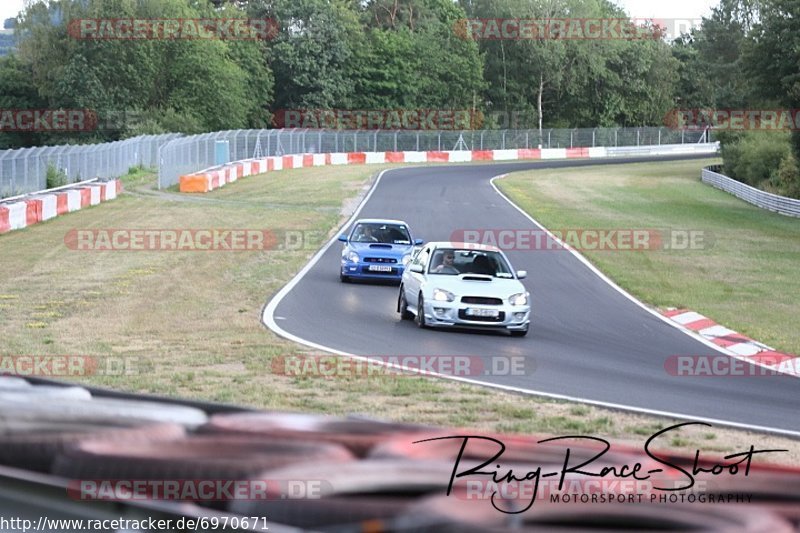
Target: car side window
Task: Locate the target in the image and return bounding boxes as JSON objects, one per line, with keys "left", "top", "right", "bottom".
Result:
{"left": 414, "top": 247, "right": 430, "bottom": 268}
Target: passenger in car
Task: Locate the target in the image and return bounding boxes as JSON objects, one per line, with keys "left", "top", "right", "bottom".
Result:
{"left": 470, "top": 254, "right": 494, "bottom": 276}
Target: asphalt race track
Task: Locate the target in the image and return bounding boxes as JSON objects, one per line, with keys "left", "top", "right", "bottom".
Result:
{"left": 264, "top": 155, "right": 800, "bottom": 436}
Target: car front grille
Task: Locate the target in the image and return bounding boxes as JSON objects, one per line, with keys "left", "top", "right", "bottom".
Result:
{"left": 461, "top": 296, "right": 503, "bottom": 305}
{"left": 364, "top": 257, "right": 398, "bottom": 264}
{"left": 458, "top": 309, "right": 506, "bottom": 323}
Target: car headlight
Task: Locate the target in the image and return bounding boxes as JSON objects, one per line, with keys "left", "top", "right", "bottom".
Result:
{"left": 433, "top": 288, "right": 455, "bottom": 302}
{"left": 347, "top": 251, "right": 359, "bottom": 263}
{"left": 509, "top": 292, "right": 528, "bottom": 306}
{"left": 401, "top": 254, "right": 412, "bottom": 266}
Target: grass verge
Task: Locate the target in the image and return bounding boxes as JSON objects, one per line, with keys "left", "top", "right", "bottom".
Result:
{"left": 496, "top": 157, "right": 800, "bottom": 355}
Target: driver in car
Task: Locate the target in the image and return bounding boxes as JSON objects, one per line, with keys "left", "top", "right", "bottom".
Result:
{"left": 432, "top": 250, "right": 459, "bottom": 274}
{"left": 357, "top": 226, "right": 380, "bottom": 242}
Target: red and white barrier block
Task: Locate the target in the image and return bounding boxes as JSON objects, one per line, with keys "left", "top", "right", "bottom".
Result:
{"left": 663, "top": 308, "right": 799, "bottom": 377}
{"left": 179, "top": 148, "right": 605, "bottom": 193}
{"left": 0, "top": 180, "right": 122, "bottom": 236}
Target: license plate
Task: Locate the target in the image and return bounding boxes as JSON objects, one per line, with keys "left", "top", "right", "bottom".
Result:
{"left": 466, "top": 308, "right": 500, "bottom": 318}
{"left": 368, "top": 265, "right": 393, "bottom": 272}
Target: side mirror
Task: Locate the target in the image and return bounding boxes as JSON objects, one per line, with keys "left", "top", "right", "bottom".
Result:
{"left": 414, "top": 238, "right": 424, "bottom": 245}
{"left": 516, "top": 270, "right": 527, "bottom": 279}
{"left": 338, "top": 234, "right": 348, "bottom": 243}
{"left": 409, "top": 264, "right": 424, "bottom": 274}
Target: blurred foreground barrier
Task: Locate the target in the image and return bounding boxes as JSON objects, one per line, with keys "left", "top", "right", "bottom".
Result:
{"left": 0, "top": 376, "right": 798, "bottom": 531}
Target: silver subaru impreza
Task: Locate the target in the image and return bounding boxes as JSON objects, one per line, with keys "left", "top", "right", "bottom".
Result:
{"left": 397, "top": 242, "right": 530, "bottom": 336}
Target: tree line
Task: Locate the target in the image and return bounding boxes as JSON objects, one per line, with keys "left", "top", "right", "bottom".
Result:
{"left": 0, "top": 0, "right": 797, "bottom": 196}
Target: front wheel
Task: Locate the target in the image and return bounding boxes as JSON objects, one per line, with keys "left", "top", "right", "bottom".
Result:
{"left": 340, "top": 272, "right": 350, "bottom": 283}
{"left": 415, "top": 294, "right": 426, "bottom": 328}
{"left": 398, "top": 287, "right": 413, "bottom": 320}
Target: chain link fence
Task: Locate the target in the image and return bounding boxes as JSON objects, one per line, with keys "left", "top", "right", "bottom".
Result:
{"left": 157, "top": 127, "right": 713, "bottom": 189}
{"left": 0, "top": 127, "right": 713, "bottom": 197}
{"left": 0, "top": 134, "right": 180, "bottom": 199}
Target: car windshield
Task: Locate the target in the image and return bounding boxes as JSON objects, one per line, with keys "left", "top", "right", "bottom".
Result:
{"left": 428, "top": 249, "right": 514, "bottom": 277}
{"left": 350, "top": 223, "right": 411, "bottom": 244}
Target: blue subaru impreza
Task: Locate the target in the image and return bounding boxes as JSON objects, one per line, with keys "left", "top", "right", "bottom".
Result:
{"left": 339, "top": 219, "right": 423, "bottom": 282}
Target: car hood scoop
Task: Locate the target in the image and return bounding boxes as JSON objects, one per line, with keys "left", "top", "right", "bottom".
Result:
{"left": 368, "top": 244, "right": 393, "bottom": 249}
{"left": 461, "top": 275, "right": 493, "bottom": 282}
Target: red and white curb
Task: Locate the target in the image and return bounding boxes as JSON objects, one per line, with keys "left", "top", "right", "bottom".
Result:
{"left": 663, "top": 308, "right": 799, "bottom": 376}
{"left": 179, "top": 143, "right": 719, "bottom": 193}
{"left": 0, "top": 180, "right": 122, "bottom": 236}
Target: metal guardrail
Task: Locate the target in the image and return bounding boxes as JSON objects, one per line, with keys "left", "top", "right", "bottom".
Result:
{"left": 701, "top": 167, "right": 800, "bottom": 218}
{"left": 157, "top": 127, "right": 714, "bottom": 189}
{"left": 0, "top": 134, "right": 181, "bottom": 199}
{"left": 605, "top": 142, "right": 719, "bottom": 157}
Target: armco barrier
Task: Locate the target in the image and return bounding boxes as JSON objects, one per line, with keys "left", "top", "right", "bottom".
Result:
{"left": 0, "top": 179, "right": 122, "bottom": 236}
{"left": 701, "top": 167, "right": 800, "bottom": 218}
{"left": 179, "top": 143, "right": 720, "bottom": 193}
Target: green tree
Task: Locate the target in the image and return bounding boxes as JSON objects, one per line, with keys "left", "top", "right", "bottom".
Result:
{"left": 743, "top": 0, "right": 800, "bottom": 161}
{"left": 0, "top": 54, "right": 48, "bottom": 148}
{"left": 14, "top": 0, "right": 272, "bottom": 140}
{"left": 260, "top": 0, "right": 364, "bottom": 110}
{"left": 354, "top": 0, "right": 485, "bottom": 112}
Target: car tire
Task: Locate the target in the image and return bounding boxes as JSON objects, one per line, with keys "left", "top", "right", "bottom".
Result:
{"left": 52, "top": 435, "right": 355, "bottom": 485}
{"left": 228, "top": 459, "right": 458, "bottom": 528}
{"left": 401, "top": 494, "right": 794, "bottom": 533}
{"left": 0, "top": 420, "right": 185, "bottom": 473}
{"left": 415, "top": 294, "right": 426, "bottom": 328}
{"left": 0, "top": 396, "right": 208, "bottom": 429}
{"left": 340, "top": 272, "right": 350, "bottom": 283}
{"left": 510, "top": 325, "right": 528, "bottom": 337}
{"left": 0, "top": 385, "right": 92, "bottom": 401}
{"left": 201, "top": 412, "right": 430, "bottom": 457}
{"left": 398, "top": 287, "right": 413, "bottom": 320}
